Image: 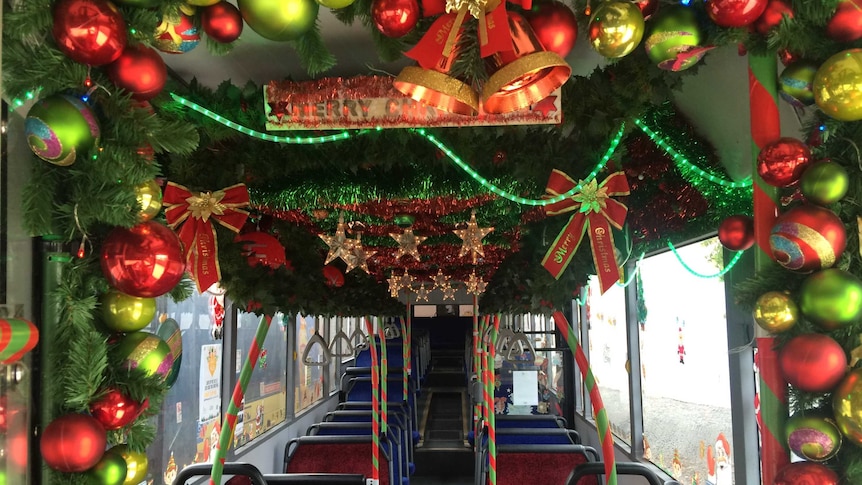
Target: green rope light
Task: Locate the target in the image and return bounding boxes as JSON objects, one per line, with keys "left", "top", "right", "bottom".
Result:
{"left": 634, "top": 118, "right": 753, "bottom": 189}
{"left": 667, "top": 241, "right": 743, "bottom": 278}
{"left": 412, "top": 124, "right": 626, "bottom": 207}
{"left": 615, "top": 252, "right": 645, "bottom": 288}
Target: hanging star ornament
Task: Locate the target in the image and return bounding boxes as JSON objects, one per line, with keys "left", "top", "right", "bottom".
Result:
{"left": 432, "top": 269, "right": 450, "bottom": 289}
{"left": 453, "top": 211, "right": 494, "bottom": 264}
{"left": 415, "top": 283, "right": 430, "bottom": 302}
{"left": 345, "top": 232, "right": 375, "bottom": 274}
{"left": 391, "top": 227, "right": 427, "bottom": 261}
{"left": 441, "top": 283, "right": 457, "bottom": 301}
{"left": 465, "top": 271, "right": 487, "bottom": 295}
{"left": 399, "top": 270, "right": 415, "bottom": 291}
{"left": 319, "top": 213, "right": 355, "bottom": 265}
{"left": 387, "top": 272, "right": 403, "bottom": 297}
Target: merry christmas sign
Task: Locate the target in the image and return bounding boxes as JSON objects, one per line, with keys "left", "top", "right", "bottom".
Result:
{"left": 264, "top": 76, "right": 561, "bottom": 130}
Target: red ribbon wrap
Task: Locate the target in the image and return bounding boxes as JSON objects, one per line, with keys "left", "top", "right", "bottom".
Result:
{"left": 164, "top": 182, "right": 250, "bottom": 292}
{"left": 541, "top": 170, "right": 629, "bottom": 294}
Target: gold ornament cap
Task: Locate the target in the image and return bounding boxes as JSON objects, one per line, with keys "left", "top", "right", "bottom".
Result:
{"left": 394, "top": 66, "right": 480, "bottom": 116}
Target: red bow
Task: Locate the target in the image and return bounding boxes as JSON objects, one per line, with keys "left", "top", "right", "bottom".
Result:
{"left": 164, "top": 182, "right": 250, "bottom": 293}
{"left": 541, "top": 170, "right": 629, "bottom": 294}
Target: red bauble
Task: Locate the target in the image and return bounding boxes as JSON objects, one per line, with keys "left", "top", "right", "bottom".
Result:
{"left": 40, "top": 414, "right": 107, "bottom": 472}
{"left": 371, "top": 0, "right": 419, "bottom": 38}
{"left": 753, "top": 0, "right": 793, "bottom": 35}
{"left": 105, "top": 44, "right": 168, "bottom": 101}
{"left": 827, "top": 0, "right": 862, "bottom": 42}
{"left": 706, "top": 0, "right": 768, "bottom": 27}
{"left": 52, "top": 0, "right": 127, "bottom": 66}
{"left": 774, "top": 462, "right": 839, "bottom": 485}
{"left": 100, "top": 221, "right": 185, "bottom": 298}
{"left": 235, "top": 232, "right": 287, "bottom": 269}
{"left": 718, "top": 214, "right": 755, "bottom": 251}
{"left": 633, "top": 0, "right": 659, "bottom": 20}
{"left": 779, "top": 334, "right": 847, "bottom": 393}
{"left": 756, "top": 137, "right": 812, "bottom": 187}
{"left": 202, "top": 1, "right": 244, "bottom": 43}
{"left": 524, "top": 1, "right": 578, "bottom": 58}
{"left": 323, "top": 264, "right": 345, "bottom": 287}
{"left": 89, "top": 388, "right": 148, "bottom": 430}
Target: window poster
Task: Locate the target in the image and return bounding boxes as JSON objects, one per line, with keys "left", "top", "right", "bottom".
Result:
{"left": 195, "top": 343, "right": 222, "bottom": 463}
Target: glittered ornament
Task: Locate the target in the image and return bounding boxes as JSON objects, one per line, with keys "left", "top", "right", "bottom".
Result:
{"left": 705, "top": 0, "right": 767, "bottom": 27}
{"left": 100, "top": 291, "right": 156, "bottom": 333}
{"left": 588, "top": 1, "right": 645, "bottom": 59}
{"left": 371, "top": 0, "right": 419, "bottom": 38}
{"left": 757, "top": 137, "right": 812, "bottom": 187}
{"left": 753, "top": 0, "right": 793, "bottom": 35}
{"left": 778, "top": 60, "right": 817, "bottom": 108}
{"left": 154, "top": 6, "right": 201, "bottom": 54}
{"left": 827, "top": 0, "right": 862, "bottom": 42}
{"left": 799, "top": 268, "right": 862, "bottom": 330}
{"left": 814, "top": 49, "right": 862, "bottom": 122}
{"left": 769, "top": 205, "right": 846, "bottom": 272}
{"left": 25, "top": 94, "right": 100, "bottom": 166}
{"left": 774, "top": 462, "right": 839, "bottom": 485}
{"left": 717, "top": 214, "right": 754, "bottom": 251}
{"left": 89, "top": 388, "right": 148, "bottom": 430}
{"left": 105, "top": 44, "right": 168, "bottom": 101}
{"left": 753, "top": 291, "right": 798, "bottom": 333}
{"left": 235, "top": 231, "right": 287, "bottom": 269}
{"left": 323, "top": 264, "right": 345, "bottom": 287}
{"left": 40, "top": 414, "right": 107, "bottom": 472}
{"left": 156, "top": 318, "right": 183, "bottom": 388}
{"left": 524, "top": 1, "right": 578, "bottom": 58}
{"left": 644, "top": 5, "right": 709, "bottom": 72}
{"left": 785, "top": 414, "right": 842, "bottom": 462}
{"left": 238, "top": 0, "right": 319, "bottom": 41}
{"left": 87, "top": 447, "right": 127, "bottom": 485}
{"left": 113, "top": 444, "right": 148, "bottom": 485}
{"left": 800, "top": 161, "right": 849, "bottom": 206}
{"left": 778, "top": 333, "right": 847, "bottom": 393}
{"left": 202, "top": 2, "right": 244, "bottom": 43}
{"left": 111, "top": 331, "right": 174, "bottom": 381}
{"left": 52, "top": 0, "right": 128, "bottom": 66}
{"left": 134, "top": 178, "right": 163, "bottom": 221}
{"left": 100, "top": 221, "right": 185, "bottom": 298}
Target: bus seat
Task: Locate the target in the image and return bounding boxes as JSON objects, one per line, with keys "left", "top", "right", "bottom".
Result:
{"left": 173, "top": 462, "right": 366, "bottom": 485}
{"left": 566, "top": 462, "right": 666, "bottom": 485}
{"left": 484, "top": 444, "right": 600, "bottom": 485}
{"left": 284, "top": 436, "right": 394, "bottom": 485}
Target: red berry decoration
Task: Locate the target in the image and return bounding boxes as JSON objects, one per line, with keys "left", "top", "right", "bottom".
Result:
{"left": 706, "top": 0, "right": 768, "bottom": 27}
{"left": 105, "top": 44, "right": 168, "bottom": 101}
{"left": 371, "top": 0, "right": 419, "bottom": 38}
{"left": 202, "top": 1, "right": 244, "bottom": 43}
{"left": 779, "top": 333, "right": 847, "bottom": 393}
{"left": 524, "top": 1, "right": 578, "bottom": 58}
{"left": 756, "top": 137, "right": 812, "bottom": 187}
{"left": 323, "top": 264, "right": 345, "bottom": 287}
{"left": 100, "top": 221, "right": 185, "bottom": 298}
{"left": 41, "top": 414, "right": 107, "bottom": 472}
{"left": 52, "top": 0, "right": 128, "bottom": 66}
{"left": 753, "top": 0, "right": 793, "bottom": 35}
{"left": 89, "top": 388, "right": 148, "bottom": 430}
{"left": 827, "top": 0, "right": 862, "bottom": 42}
{"left": 774, "top": 462, "right": 839, "bottom": 485}
{"left": 718, "top": 214, "right": 754, "bottom": 251}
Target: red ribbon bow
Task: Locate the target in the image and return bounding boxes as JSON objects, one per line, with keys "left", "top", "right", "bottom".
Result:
{"left": 541, "top": 170, "right": 629, "bottom": 294}
{"left": 164, "top": 182, "right": 250, "bottom": 293}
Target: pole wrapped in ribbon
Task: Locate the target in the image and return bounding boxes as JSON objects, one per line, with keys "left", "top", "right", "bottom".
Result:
{"left": 541, "top": 170, "right": 629, "bottom": 294}
{"left": 163, "top": 182, "right": 250, "bottom": 292}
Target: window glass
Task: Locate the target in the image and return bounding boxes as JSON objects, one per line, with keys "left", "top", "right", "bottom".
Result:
{"left": 234, "top": 312, "right": 288, "bottom": 448}
{"left": 148, "top": 290, "right": 223, "bottom": 485}
{"left": 295, "top": 314, "right": 325, "bottom": 413}
{"left": 638, "top": 237, "right": 733, "bottom": 484}
{"left": 327, "top": 316, "right": 340, "bottom": 394}
{"left": 586, "top": 275, "right": 631, "bottom": 444}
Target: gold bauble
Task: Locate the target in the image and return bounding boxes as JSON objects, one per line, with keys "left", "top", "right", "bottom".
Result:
{"left": 814, "top": 48, "right": 862, "bottom": 122}
{"left": 187, "top": 0, "right": 220, "bottom": 5}
{"left": 134, "top": 179, "right": 162, "bottom": 221}
{"left": 588, "top": 1, "right": 645, "bottom": 59}
{"left": 753, "top": 291, "right": 798, "bottom": 333}
{"left": 113, "top": 444, "right": 148, "bottom": 485}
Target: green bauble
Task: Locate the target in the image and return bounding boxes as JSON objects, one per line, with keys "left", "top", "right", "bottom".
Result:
{"left": 785, "top": 414, "right": 842, "bottom": 462}
{"left": 799, "top": 269, "right": 862, "bottom": 330}
{"left": 157, "top": 318, "right": 183, "bottom": 388}
{"left": 25, "top": 94, "right": 100, "bottom": 166}
{"left": 238, "top": 0, "right": 319, "bottom": 41}
{"left": 814, "top": 49, "right": 862, "bottom": 121}
{"left": 111, "top": 331, "right": 174, "bottom": 381}
{"left": 644, "top": 5, "right": 705, "bottom": 71}
{"left": 779, "top": 60, "right": 818, "bottom": 108}
{"left": 87, "top": 447, "right": 127, "bottom": 485}
{"left": 317, "top": 0, "right": 356, "bottom": 9}
{"left": 100, "top": 291, "right": 156, "bottom": 333}
{"left": 800, "top": 161, "right": 849, "bottom": 206}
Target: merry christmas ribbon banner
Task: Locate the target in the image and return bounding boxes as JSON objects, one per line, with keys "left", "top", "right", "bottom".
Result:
{"left": 541, "top": 170, "right": 629, "bottom": 294}
{"left": 164, "top": 182, "right": 250, "bottom": 292}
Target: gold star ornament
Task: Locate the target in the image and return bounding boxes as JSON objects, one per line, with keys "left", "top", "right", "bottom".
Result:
{"left": 345, "top": 232, "right": 375, "bottom": 274}
{"left": 465, "top": 271, "right": 487, "bottom": 295}
{"left": 453, "top": 211, "right": 493, "bottom": 264}
{"left": 388, "top": 272, "right": 403, "bottom": 297}
{"left": 415, "top": 283, "right": 430, "bottom": 302}
{"left": 391, "top": 228, "right": 427, "bottom": 261}
{"left": 432, "top": 269, "right": 450, "bottom": 289}
{"left": 319, "top": 214, "right": 355, "bottom": 265}
{"left": 441, "top": 283, "right": 457, "bottom": 301}
{"left": 400, "top": 270, "right": 415, "bottom": 291}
